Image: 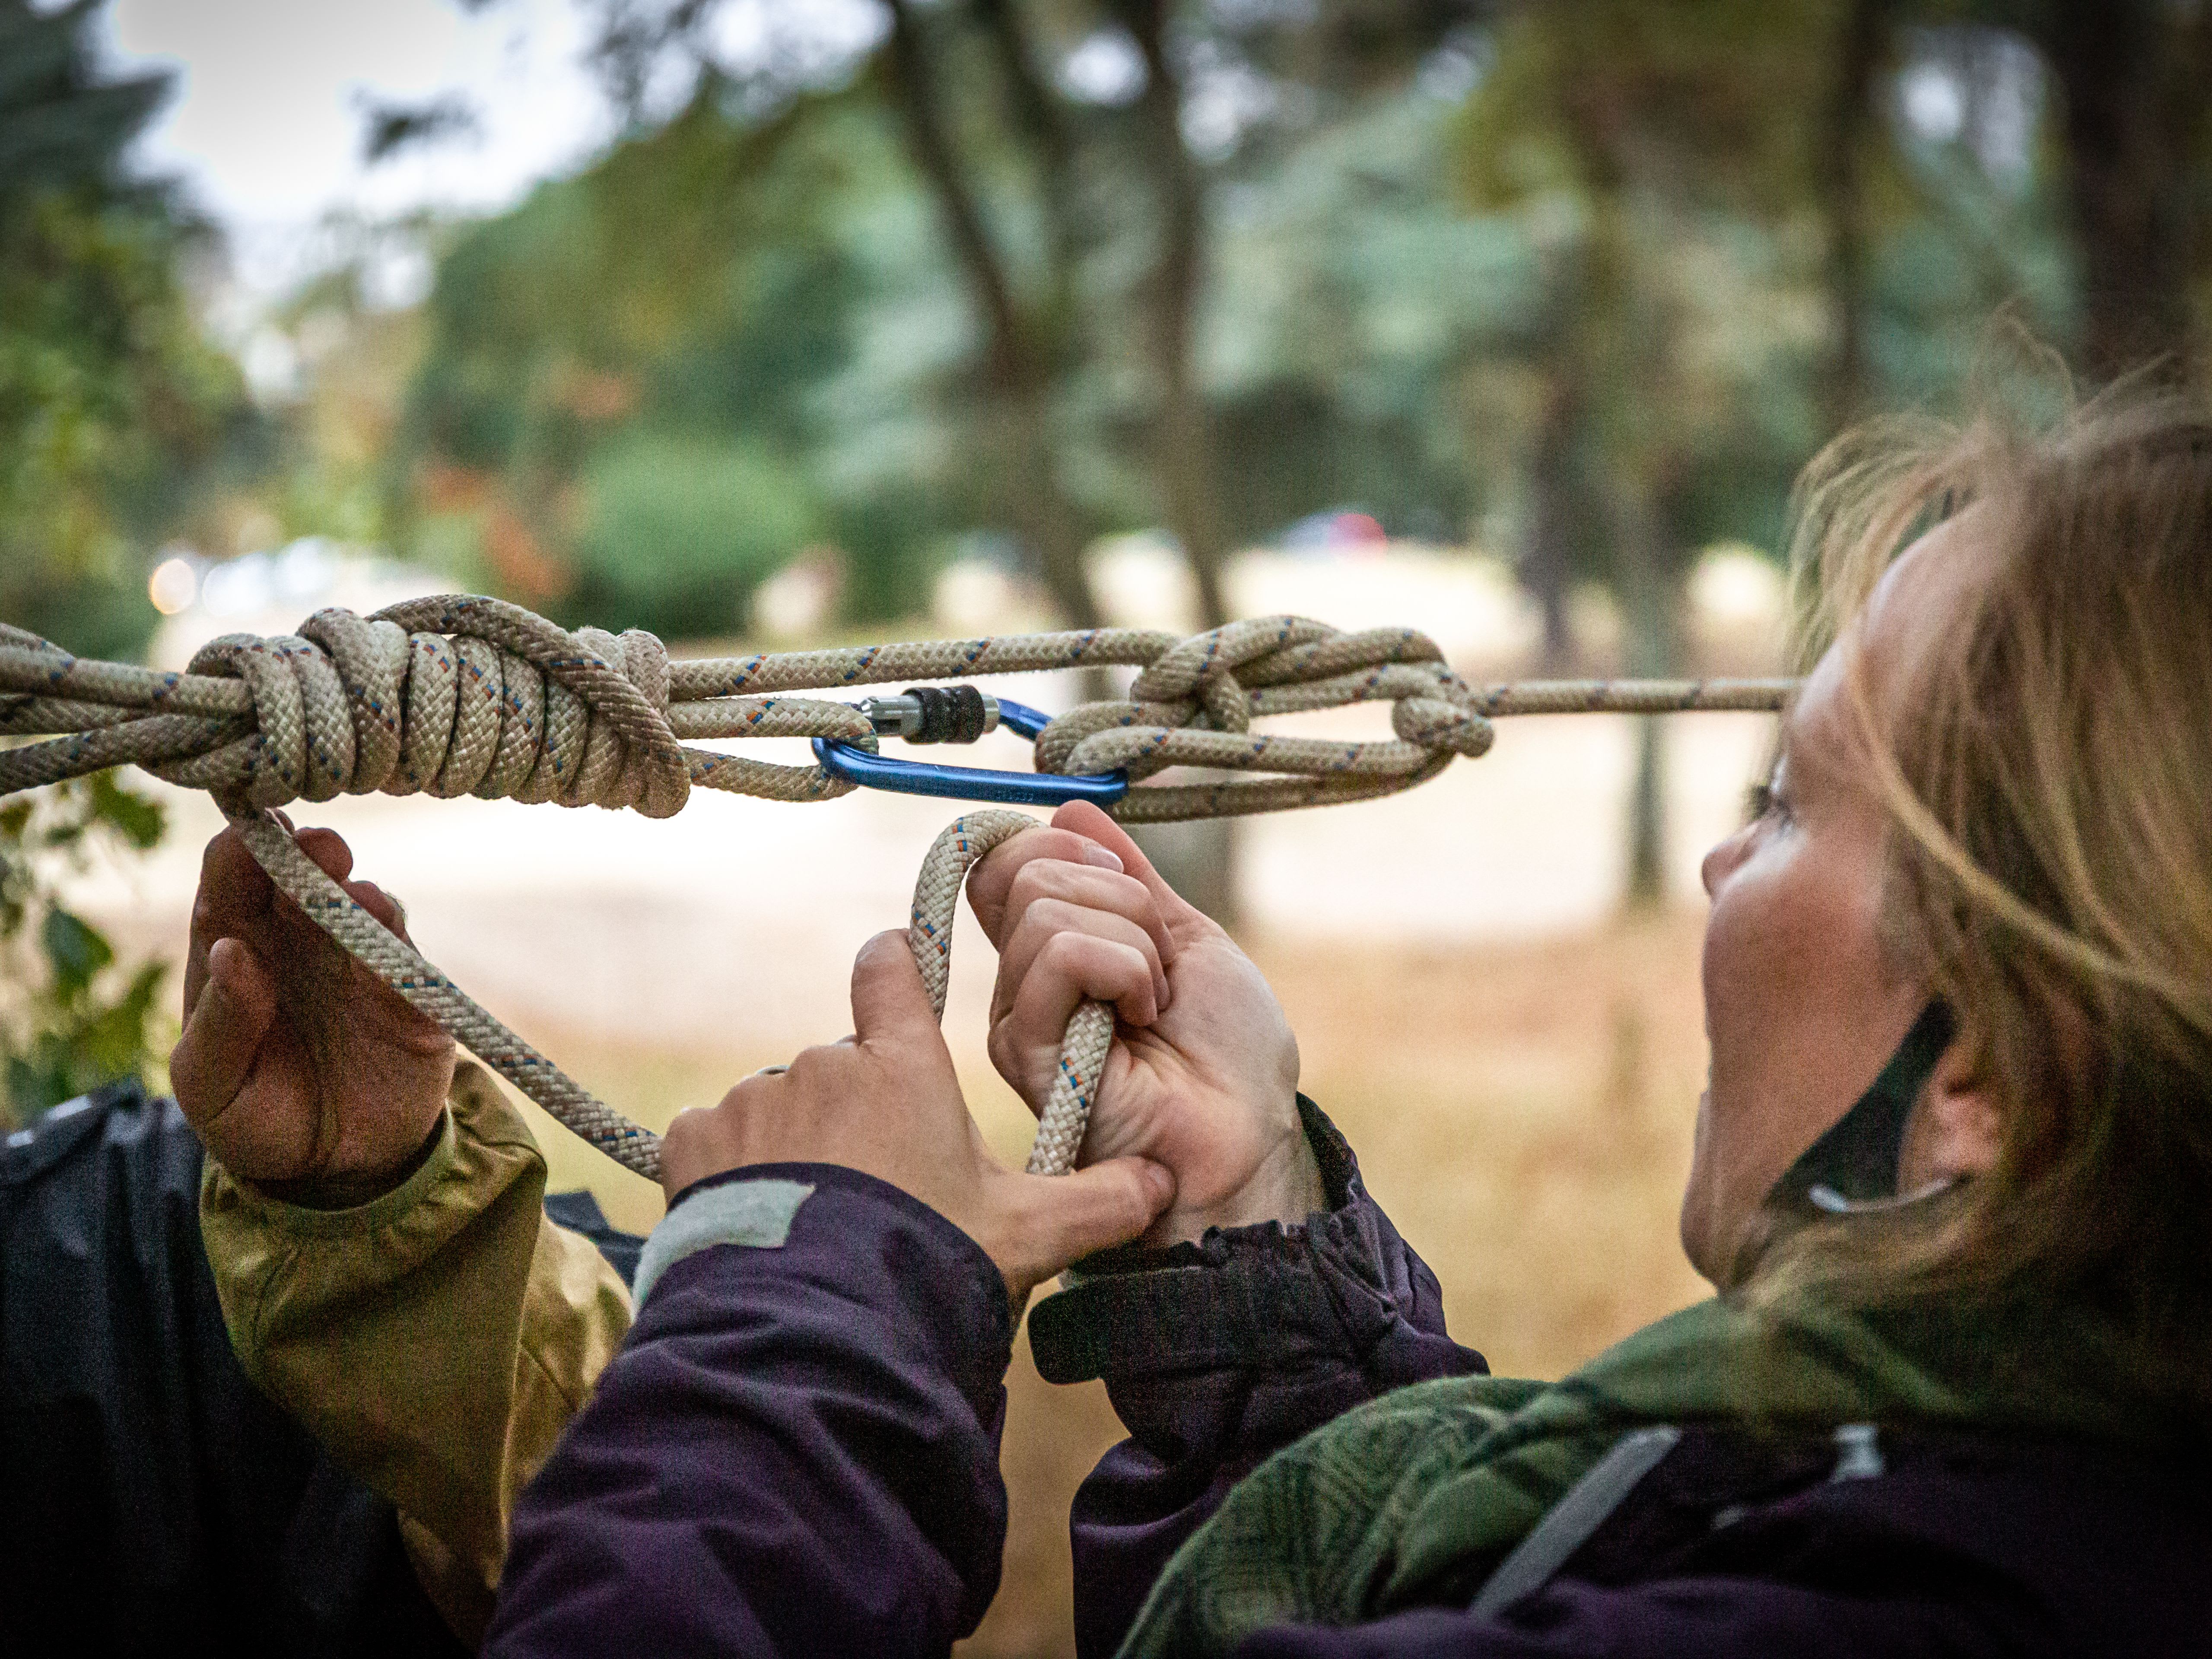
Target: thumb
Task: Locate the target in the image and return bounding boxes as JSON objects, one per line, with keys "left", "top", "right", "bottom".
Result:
{"left": 171, "top": 936, "right": 275, "bottom": 1130}
{"left": 850, "top": 929, "right": 947, "bottom": 1049}
{"left": 1004, "top": 1157, "right": 1174, "bottom": 1289}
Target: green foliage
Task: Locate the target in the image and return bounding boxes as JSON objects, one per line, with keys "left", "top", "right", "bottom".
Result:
{"left": 0, "top": 1, "right": 206, "bottom": 1117}
{"left": 565, "top": 432, "right": 823, "bottom": 637}
{"left": 0, "top": 0, "right": 249, "bottom": 661}
{"left": 394, "top": 86, "right": 944, "bottom": 626}
{"left": 0, "top": 774, "right": 172, "bottom": 1126}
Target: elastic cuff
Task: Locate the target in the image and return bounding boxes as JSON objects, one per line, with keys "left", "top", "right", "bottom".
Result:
{"left": 632, "top": 1174, "right": 816, "bottom": 1306}
{"left": 1029, "top": 1096, "right": 1392, "bottom": 1385}
{"left": 214, "top": 1107, "right": 459, "bottom": 1238}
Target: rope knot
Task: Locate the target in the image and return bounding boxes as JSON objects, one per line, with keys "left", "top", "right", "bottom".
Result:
{"left": 1031, "top": 615, "right": 1493, "bottom": 818}
{"left": 169, "top": 597, "right": 689, "bottom": 817}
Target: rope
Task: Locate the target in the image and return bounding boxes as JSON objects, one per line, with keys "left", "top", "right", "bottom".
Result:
{"left": 909, "top": 812, "right": 1115, "bottom": 1176}
{"left": 0, "top": 597, "right": 1793, "bottom": 1181}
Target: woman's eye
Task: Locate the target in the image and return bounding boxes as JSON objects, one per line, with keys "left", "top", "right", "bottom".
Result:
{"left": 1745, "top": 781, "right": 1791, "bottom": 826}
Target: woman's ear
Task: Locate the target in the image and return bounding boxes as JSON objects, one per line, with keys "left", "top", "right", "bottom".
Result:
{"left": 1900, "top": 1026, "right": 2003, "bottom": 1189}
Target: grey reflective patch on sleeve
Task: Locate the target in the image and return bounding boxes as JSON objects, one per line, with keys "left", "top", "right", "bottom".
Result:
{"left": 1469, "top": 1425, "right": 1684, "bottom": 1620}
{"left": 632, "top": 1178, "right": 816, "bottom": 1307}
{"left": 1830, "top": 1422, "right": 1884, "bottom": 1481}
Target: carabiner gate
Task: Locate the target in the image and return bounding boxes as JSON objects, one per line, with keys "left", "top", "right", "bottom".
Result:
{"left": 813, "top": 693, "right": 1129, "bottom": 807}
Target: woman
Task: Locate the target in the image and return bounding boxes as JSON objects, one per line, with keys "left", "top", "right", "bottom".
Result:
{"left": 179, "top": 394, "right": 2212, "bottom": 1654}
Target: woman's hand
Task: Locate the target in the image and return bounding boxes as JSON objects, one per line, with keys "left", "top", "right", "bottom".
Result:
{"left": 968, "top": 801, "right": 1322, "bottom": 1248}
{"left": 170, "top": 820, "right": 456, "bottom": 1198}
{"left": 658, "top": 931, "right": 1175, "bottom": 1310}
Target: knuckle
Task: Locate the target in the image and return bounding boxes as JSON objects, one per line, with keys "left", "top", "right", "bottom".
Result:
{"left": 662, "top": 1104, "right": 712, "bottom": 1148}
{"left": 1028, "top": 895, "right": 1083, "bottom": 932}
{"left": 785, "top": 1042, "right": 842, "bottom": 1083}
{"left": 1006, "top": 858, "right": 1062, "bottom": 907}
{"left": 1035, "top": 929, "right": 1094, "bottom": 973}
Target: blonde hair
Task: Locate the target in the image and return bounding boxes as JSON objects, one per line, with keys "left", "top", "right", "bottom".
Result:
{"left": 1755, "top": 388, "right": 2212, "bottom": 1403}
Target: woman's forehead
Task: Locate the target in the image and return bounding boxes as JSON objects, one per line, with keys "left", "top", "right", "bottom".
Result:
{"left": 1792, "top": 515, "right": 1997, "bottom": 756}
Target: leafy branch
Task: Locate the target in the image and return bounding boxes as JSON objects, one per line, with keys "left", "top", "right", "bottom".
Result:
{"left": 0, "top": 771, "right": 172, "bottom": 1126}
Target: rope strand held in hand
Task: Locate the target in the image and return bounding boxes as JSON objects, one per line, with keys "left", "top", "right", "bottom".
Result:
{"left": 908, "top": 813, "right": 1114, "bottom": 1176}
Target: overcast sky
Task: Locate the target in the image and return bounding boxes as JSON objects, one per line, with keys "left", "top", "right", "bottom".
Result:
{"left": 103, "top": 0, "right": 614, "bottom": 294}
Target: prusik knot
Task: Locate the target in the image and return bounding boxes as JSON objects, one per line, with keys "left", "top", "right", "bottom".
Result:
{"left": 158, "top": 597, "right": 690, "bottom": 817}
{"left": 1031, "top": 615, "right": 1495, "bottom": 820}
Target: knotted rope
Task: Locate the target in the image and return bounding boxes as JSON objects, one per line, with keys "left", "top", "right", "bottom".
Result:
{"left": 1, "top": 596, "right": 1792, "bottom": 1180}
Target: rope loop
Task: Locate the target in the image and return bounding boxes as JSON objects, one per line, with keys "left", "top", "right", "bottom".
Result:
{"left": 1033, "top": 614, "right": 1494, "bottom": 816}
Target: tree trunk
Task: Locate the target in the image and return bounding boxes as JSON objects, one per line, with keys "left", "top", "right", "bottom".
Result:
{"left": 1114, "top": 0, "right": 1234, "bottom": 632}
{"left": 1821, "top": 0, "right": 1890, "bottom": 433}
{"left": 1520, "top": 372, "right": 1581, "bottom": 672}
{"left": 2045, "top": 0, "right": 2197, "bottom": 383}
{"left": 882, "top": 0, "right": 1105, "bottom": 629}
{"left": 1608, "top": 485, "right": 1679, "bottom": 910}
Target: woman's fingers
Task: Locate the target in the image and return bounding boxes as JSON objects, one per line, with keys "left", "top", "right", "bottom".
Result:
{"left": 345, "top": 879, "right": 412, "bottom": 943}
{"left": 994, "top": 890, "right": 1167, "bottom": 1026}
{"left": 1002, "top": 855, "right": 1176, "bottom": 973}
{"left": 171, "top": 936, "right": 276, "bottom": 1130}
{"left": 292, "top": 826, "right": 356, "bottom": 885}
{"left": 184, "top": 827, "right": 276, "bottom": 1015}
{"left": 966, "top": 825, "right": 1128, "bottom": 942}
{"left": 988, "top": 930, "right": 1156, "bottom": 1103}
{"left": 1048, "top": 801, "right": 1214, "bottom": 938}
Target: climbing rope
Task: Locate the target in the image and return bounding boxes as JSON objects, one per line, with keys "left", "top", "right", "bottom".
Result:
{"left": 0, "top": 596, "right": 1792, "bottom": 1182}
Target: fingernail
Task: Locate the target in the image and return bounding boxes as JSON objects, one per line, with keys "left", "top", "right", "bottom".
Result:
{"left": 1081, "top": 841, "right": 1124, "bottom": 872}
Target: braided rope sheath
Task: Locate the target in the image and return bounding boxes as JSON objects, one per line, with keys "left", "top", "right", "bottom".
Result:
{"left": 0, "top": 598, "right": 1795, "bottom": 1178}
{"left": 223, "top": 805, "right": 666, "bottom": 1179}
{"left": 909, "top": 813, "right": 1114, "bottom": 1176}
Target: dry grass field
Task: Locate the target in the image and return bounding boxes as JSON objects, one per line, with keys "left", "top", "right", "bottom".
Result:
{"left": 501, "top": 909, "right": 1716, "bottom": 1659}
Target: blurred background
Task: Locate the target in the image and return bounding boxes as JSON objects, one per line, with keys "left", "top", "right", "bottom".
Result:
{"left": 4, "top": 0, "right": 2209, "bottom": 1650}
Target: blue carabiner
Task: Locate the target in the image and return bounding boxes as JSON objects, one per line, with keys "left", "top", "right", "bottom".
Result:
{"left": 812, "top": 697, "right": 1129, "bottom": 807}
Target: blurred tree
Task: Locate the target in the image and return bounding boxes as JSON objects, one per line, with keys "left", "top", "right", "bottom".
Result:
{"left": 1447, "top": 0, "right": 2107, "bottom": 906}
{"left": 0, "top": 0, "right": 247, "bottom": 660}
{"left": 0, "top": 0, "right": 246, "bottom": 1117}
{"left": 876, "top": 0, "right": 1108, "bottom": 627}
{"left": 1452, "top": 0, "right": 1833, "bottom": 902}
{"left": 367, "top": 0, "right": 2198, "bottom": 919}
{"left": 569, "top": 431, "right": 823, "bottom": 638}
{"left": 394, "top": 87, "right": 926, "bottom": 631}
{"left": 1993, "top": 0, "right": 2212, "bottom": 383}
{"left": 1821, "top": 0, "right": 1894, "bottom": 429}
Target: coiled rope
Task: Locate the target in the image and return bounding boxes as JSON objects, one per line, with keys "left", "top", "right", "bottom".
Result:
{"left": 1, "top": 596, "right": 1791, "bottom": 1181}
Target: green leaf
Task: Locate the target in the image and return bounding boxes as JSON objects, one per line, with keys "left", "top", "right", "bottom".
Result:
{"left": 41, "top": 906, "right": 113, "bottom": 991}
{"left": 89, "top": 772, "right": 166, "bottom": 849}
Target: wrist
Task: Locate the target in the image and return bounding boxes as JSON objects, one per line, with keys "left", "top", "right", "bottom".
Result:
{"left": 255, "top": 1109, "right": 448, "bottom": 1210}
{"left": 1157, "top": 1107, "right": 1326, "bottom": 1245}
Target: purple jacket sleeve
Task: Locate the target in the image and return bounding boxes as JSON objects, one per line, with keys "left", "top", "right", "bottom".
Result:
{"left": 484, "top": 1163, "right": 1014, "bottom": 1659}
{"left": 1028, "top": 1098, "right": 1488, "bottom": 1659}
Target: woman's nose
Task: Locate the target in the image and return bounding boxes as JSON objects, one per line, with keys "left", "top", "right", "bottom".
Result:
{"left": 1701, "top": 825, "right": 1752, "bottom": 899}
